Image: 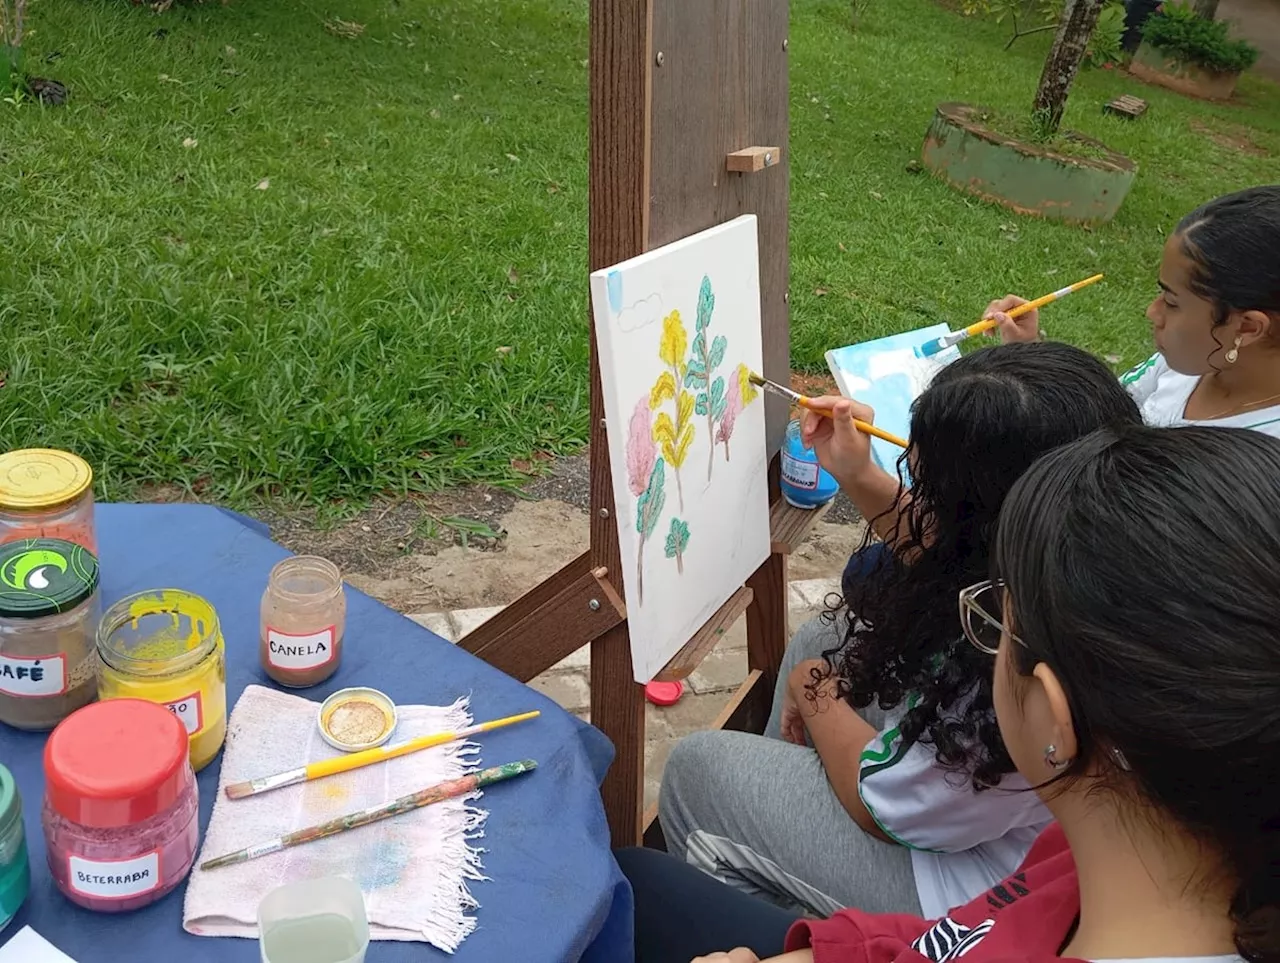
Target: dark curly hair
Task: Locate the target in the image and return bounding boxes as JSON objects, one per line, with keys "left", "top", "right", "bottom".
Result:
{"left": 820, "top": 341, "right": 1141, "bottom": 789}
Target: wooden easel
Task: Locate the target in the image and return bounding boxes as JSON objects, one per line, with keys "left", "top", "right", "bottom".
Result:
{"left": 460, "top": 0, "right": 824, "bottom": 846}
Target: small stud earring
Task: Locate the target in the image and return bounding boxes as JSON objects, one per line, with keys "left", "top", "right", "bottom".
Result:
{"left": 1044, "top": 744, "right": 1070, "bottom": 770}
{"left": 1226, "top": 336, "right": 1242, "bottom": 364}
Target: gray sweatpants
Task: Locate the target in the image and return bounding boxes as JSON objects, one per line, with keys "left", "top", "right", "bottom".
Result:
{"left": 657, "top": 615, "right": 922, "bottom": 918}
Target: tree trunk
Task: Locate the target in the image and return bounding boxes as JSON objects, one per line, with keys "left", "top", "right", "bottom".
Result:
{"left": 1193, "top": 0, "right": 1220, "bottom": 18}
{"left": 1032, "top": 0, "right": 1106, "bottom": 136}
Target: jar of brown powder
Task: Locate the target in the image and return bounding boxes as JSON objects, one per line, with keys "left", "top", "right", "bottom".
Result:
{"left": 259, "top": 556, "right": 345, "bottom": 688}
{"left": 0, "top": 538, "right": 100, "bottom": 730}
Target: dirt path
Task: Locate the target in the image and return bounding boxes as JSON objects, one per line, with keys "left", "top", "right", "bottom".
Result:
{"left": 253, "top": 455, "right": 864, "bottom": 616}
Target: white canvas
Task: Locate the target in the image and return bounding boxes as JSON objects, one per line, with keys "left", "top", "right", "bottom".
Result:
{"left": 590, "top": 215, "right": 771, "bottom": 683}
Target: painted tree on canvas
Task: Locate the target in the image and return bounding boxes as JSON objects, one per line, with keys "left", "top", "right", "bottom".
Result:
{"left": 627, "top": 397, "right": 666, "bottom": 606}
{"left": 664, "top": 518, "right": 690, "bottom": 574}
{"left": 650, "top": 309, "right": 696, "bottom": 511}
{"left": 684, "top": 276, "right": 730, "bottom": 481}
{"left": 714, "top": 363, "right": 761, "bottom": 462}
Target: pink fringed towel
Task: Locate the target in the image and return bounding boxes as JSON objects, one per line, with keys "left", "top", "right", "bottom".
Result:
{"left": 183, "top": 685, "right": 485, "bottom": 952}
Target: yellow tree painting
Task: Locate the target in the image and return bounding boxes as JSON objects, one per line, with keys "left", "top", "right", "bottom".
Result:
{"left": 650, "top": 309, "right": 695, "bottom": 513}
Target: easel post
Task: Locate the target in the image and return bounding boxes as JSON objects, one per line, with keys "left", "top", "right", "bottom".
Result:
{"left": 462, "top": 0, "right": 796, "bottom": 847}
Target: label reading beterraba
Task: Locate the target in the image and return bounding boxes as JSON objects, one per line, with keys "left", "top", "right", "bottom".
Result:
{"left": 164, "top": 691, "right": 204, "bottom": 735}
{"left": 69, "top": 851, "right": 161, "bottom": 900}
{"left": 267, "top": 626, "right": 336, "bottom": 670}
{"left": 0, "top": 652, "right": 67, "bottom": 697}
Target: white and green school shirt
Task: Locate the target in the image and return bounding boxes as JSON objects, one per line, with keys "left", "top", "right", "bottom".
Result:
{"left": 858, "top": 698, "right": 1052, "bottom": 919}
{"left": 1121, "top": 354, "right": 1280, "bottom": 437}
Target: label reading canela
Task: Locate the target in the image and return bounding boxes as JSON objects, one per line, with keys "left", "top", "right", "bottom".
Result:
{"left": 0, "top": 652, "right": 67, "bottom": 697}
{"left": 164, "top": 691, "right": 204, "bottom": 735}
{"left": 266, "top": 626, "right": 336, "bottom": 671}
{"left": 69, "top": 851, "right": 161, "bottom": 900}
{"left": 780, "top": 452, "right": 820, "bottom": 491}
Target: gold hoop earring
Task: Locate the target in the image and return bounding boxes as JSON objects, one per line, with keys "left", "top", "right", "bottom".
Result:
{"left": 1226, "top": 336, "right": 1242, "bottom": 364}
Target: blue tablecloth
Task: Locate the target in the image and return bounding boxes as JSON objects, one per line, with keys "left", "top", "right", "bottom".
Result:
{"left": 0, "top": 504, "right": 633, "bottom": 962}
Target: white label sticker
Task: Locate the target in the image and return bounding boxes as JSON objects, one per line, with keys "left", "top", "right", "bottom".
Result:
{"left": 0, "top": 653, "right": 67, "bottom": 697}
{"left": 68, "top": 851, "right": 161, "bottom": 900}
{"left": 266, "top": 626, "right": 337, "bottom": 671}
{"left": 164, "top": 691, "right": 204, "bottom": 735}
{"left": 781, "top": 452, "right": 820, "bottom": 491}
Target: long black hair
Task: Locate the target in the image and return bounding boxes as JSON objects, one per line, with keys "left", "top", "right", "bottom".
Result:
{"left": 1178, "top": 185, "right": 1280, "bottom": 327}
{"left": 993, "top": 425, "right": 1280, "bottom": 963}
{"left": 823, "top": 341, "right": 1141, "bottom": 790}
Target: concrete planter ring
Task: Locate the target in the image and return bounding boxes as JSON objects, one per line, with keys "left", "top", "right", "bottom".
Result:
{"left": 1129, "top": 41, "right": 1242, "bottom": 101}
{"left": 920, "top": 103, "right": 1136, "bottom": 227}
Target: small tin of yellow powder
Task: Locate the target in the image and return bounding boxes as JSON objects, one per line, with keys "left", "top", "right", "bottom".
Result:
{"left": 319, "top": 687, "right": 396, "bottom": 752}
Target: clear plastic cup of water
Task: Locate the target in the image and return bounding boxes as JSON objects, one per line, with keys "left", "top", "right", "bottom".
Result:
{"left": 258, "top": 875, "right": 369, "bottom": 963}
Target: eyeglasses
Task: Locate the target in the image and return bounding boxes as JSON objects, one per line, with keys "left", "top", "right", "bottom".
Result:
{"left": 958, "top": 579, "right": 1026, "bottom": 655}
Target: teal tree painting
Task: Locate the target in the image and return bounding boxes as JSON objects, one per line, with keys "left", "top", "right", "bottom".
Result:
{"left": 684, "top": 276, "right": 730, "bottom": 481}
{"left": 664, "top": 518, "right": 690, "bottom": 574}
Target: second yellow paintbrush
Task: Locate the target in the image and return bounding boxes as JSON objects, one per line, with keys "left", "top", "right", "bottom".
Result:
{"left": 223, "top": 709, "right": 540, "bottom": 800}
{"left": 916, "top": 273, "right": 1104, "bottom": 357}
{"left": 747, "top": 372, "right": 909, "bottom": 449}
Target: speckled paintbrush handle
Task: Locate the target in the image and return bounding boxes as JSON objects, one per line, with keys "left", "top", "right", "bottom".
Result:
{"left": 201, "top": 760, "right": 537, "bottom": 870}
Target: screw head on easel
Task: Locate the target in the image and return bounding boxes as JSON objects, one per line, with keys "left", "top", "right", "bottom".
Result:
{"left": 655, "top": 51, "right": 665, "bottom": 66}
{"left": 588, "top": 599, "right": 601, "bottom": 612}
{"left": 598, "top": 508, "right": 610, "bottom": 519}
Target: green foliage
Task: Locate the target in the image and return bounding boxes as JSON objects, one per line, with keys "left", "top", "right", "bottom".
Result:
{"left": 1142, "top": 1, "right": 1260, "bottom": 73}
{"left": 1085, "top": 2, "right": 1126, "bottom": 66}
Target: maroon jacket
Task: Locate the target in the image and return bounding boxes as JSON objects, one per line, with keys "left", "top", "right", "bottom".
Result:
{"left": 784, "top": 825, "right": 1084, "bottom": 962}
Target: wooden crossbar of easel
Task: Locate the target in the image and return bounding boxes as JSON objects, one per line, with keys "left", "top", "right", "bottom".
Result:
{"left": 460, "top": 0, "right": 797, "bottom": 846}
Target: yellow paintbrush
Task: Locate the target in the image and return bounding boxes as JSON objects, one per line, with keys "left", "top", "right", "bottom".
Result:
{"left": 747, "top": 372, "right": 909, "bottom": 449}
{"left": 916, "top": 273, "right": 1104, "bottom": 357}
{"left": 223, "top": 710, "right": 540, "bottom": 800}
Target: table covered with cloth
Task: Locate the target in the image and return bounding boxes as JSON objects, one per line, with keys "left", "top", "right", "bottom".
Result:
{"left": 0, "top": 504, "right": 633, "bottom": 962}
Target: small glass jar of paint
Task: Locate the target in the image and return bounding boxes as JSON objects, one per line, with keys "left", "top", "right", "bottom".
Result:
{"left": 0, "top": 538, "right": 101, "bottom": 731}
{"left": 260, "top": 556, "right": 346, "bottom": 689}
{"left": 780, "top": 419, "right": 839, "bottom": 509}
{"left": 42, "top": 699, "right": 199, "bottom": 913}
{"left": 0, "top": 449, "right": 96, "bottom": 552}
{"left": 96, "top": 589, "right": 228, "bottom": 772}
{"left": 0, "top": 764, "right": 31, "bottom": 934}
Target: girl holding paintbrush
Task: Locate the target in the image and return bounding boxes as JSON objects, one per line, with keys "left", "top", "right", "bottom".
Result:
{"left": 990, "top": 185, "right": 1280, "bottom": 436}
{"left": 658, "top": 341, "right": 1140, "bottom": 924}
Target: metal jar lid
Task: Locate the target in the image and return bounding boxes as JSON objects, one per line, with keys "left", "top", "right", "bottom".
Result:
{"left": 0, "top": 449, "right": 93, "bottom": 511}
{"left": 0, "top": 538, "right": 100, "bottom": 619}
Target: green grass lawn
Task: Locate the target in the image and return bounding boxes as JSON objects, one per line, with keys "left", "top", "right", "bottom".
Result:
{"left": 2, "top": 0, "right": 1278, "bottom": 504}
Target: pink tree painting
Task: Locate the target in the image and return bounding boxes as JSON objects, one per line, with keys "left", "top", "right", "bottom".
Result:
{"left": 713, "top": 363, "right": 760, "bottom": 462}
{"left": 627, "top": 396, "right": 666, "bottom": 606}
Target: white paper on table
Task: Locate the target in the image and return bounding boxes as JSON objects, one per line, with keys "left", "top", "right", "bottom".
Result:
{"left": 0, "top": 927, "right": 79, "bottom": 962}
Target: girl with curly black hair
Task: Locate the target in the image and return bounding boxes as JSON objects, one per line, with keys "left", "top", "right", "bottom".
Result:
{"left": 658, "top": 340, "right": 1140, "bottom": 923}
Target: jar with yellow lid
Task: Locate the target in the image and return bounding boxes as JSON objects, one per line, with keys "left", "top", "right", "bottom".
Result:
{"left": 95, "top": 590, "right": 227, "bottom": 773}
{"left": 0, "top": 450, "right": 96, "bottom": 553}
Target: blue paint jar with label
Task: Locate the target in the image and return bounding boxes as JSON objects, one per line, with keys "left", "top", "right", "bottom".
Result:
{"left": 0, "top": 763, "right": 31, "bottom": 933}
{"left": 780, "top": 419, "right": 839, "bottom": 509}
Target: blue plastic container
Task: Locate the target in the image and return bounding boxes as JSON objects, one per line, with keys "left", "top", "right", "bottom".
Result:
{"left": 780, "top": 419, "right": 839, "bottom": 509}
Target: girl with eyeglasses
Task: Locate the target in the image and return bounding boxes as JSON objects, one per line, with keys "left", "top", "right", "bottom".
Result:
{"left": 657, "top": 341, "right": 1141, "bottom": 928}
{"left": 622, "top": 424, "right": 1280, "bottom": 963}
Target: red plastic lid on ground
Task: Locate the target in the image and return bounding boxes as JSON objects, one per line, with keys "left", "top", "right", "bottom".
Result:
{"left": 644, "top": 680, "right": 684, "bottom": 706}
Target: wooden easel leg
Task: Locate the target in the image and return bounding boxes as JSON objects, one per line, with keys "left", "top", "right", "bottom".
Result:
{"left": 746, "top": 552, "right": 789, "bottom": 704}
{"left": 591, "top": 622, "right": 645, "bottom": 846}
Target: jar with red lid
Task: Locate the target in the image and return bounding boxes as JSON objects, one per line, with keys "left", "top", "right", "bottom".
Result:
{"left": 42, "top": 698, "right": 199, "bottom": 912}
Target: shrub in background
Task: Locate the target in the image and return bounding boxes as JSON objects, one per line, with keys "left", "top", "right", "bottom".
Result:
{"left": 1142, "top": 1, "right": 1259, "bottom": 73}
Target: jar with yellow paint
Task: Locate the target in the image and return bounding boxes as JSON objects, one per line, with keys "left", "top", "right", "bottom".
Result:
{"left": 95, "top": 590, "right": 227, "bottom": 773}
